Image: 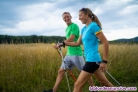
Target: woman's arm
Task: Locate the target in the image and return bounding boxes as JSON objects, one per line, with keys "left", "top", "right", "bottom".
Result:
{"left": 64, "top": 35, "right": 82, "bottom": 46}
{"left": 96, "top": 32, "right": 109, "bottom": 61}
{"left": 96, "top": 32, "right": 109, "bottom": 72}
{"left": 53, "top": 34, "right": 75, "bottom": 49}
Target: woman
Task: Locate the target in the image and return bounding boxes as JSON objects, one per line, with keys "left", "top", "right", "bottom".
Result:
{"left": 59, "top": 8, "right": 117, "bottom": 92}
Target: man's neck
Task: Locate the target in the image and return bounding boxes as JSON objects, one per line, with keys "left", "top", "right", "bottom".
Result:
{"left": 67, "top": 22, "right": 72, "bottom": 26}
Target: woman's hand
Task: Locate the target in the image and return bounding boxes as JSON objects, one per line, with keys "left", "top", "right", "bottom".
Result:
{"left": 99, "top": 62, "right": 107, "bottom": 72}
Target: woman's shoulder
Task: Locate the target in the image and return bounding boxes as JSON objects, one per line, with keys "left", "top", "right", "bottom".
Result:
{"left": 82, "top": 26, "right": 86, "bottom": 30}
{"left": 81, "top": 26, "right": 86, "bottom": 34}
{"left": 90, "top": 22, "right": 98, "bottom": 26}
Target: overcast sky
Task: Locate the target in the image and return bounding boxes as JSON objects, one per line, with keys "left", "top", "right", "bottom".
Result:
{"left": 0, "top": 0, "right": 138, "bottom": 41}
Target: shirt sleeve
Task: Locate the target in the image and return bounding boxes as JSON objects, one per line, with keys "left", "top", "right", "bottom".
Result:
{"left": 93, "top": 23, "right": 102, "bottom": 35}
{"left": 71, "top": 24, "right": 79, "bottom": 36}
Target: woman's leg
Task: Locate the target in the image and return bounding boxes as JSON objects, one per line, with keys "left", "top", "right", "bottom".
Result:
{"left": 93, "top": 68, "right": 117, "bottom": 92}
{"left": 73, "top": 56, "right": 95, "bottom": 87}
{"left": 73, "top": 70, "right": 92, "bottom": 92}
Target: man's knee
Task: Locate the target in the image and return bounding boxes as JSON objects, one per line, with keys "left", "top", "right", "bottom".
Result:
{"left": 58, "top": 68, "right": 65, "bottom": 76}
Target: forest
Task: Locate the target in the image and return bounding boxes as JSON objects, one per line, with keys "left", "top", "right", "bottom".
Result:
{"left": 0, "top": 35, "right": 66, "bottom": 44}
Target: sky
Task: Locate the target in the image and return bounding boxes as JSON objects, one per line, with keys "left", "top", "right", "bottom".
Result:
{"left": 0, "top": 0, "right": 138, "bottom": 41}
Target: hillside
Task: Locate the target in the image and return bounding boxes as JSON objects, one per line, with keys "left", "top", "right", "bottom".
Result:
{"left": 111, "top": 36, "right": 138, "bottom": 43}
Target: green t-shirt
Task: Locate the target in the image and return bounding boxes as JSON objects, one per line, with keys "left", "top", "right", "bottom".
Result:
{"left": 65, "top": 23, "right": 83, "bottom": 56}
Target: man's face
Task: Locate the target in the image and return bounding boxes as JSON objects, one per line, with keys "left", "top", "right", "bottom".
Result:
{"left": 62, "top": 13, "right": 72, "bottom": 25}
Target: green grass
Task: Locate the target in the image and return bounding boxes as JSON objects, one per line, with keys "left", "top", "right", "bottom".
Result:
{"left": 0, "top": 43, "right": 138, "bottom": 92}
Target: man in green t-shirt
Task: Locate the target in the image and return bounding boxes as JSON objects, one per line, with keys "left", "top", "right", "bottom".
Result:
{"left": 43, "top": 12, "right": 95, "bottom": 92}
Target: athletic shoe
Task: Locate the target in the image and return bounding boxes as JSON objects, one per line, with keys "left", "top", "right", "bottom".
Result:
{"left": 42, "top": 90, "right": 47, "bottom": 92}
{"left": 46, "top": 89, "right": 53, "bottom": 92}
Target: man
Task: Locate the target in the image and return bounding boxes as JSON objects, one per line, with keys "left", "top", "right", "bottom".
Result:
{"left": 43, "top": 12, "right": 95, "bottom": 92}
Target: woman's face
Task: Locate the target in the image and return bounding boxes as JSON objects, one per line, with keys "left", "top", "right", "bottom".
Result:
{"left": 79, "top": 11, "right": 88, "bottom": 24}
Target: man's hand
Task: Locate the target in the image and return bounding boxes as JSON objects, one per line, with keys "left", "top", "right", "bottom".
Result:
{"left": 52, "top": 42, "right": 64, "bottom": 49}
{"left": 52, "top": 43, "right": 59, "bottom": 49}
{"left": 57, "top": 42, "right": 65, "bottom": 48}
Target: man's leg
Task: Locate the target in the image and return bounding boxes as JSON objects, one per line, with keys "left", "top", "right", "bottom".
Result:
{"left": 52, "top": 68, "right": 65, "bottom": 92}
{"left": 51, "top": 56, "right": 70, "bottom": 92}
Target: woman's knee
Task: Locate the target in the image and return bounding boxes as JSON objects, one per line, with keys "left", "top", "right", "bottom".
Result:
{"left": 74, "top": 81, "right": 81, "bottom": 89}
{"left": 97, "top": 75, "right": 113, "bottom": 86}
{"left": 99, "top": 79, "right": 111, "bottom": 86}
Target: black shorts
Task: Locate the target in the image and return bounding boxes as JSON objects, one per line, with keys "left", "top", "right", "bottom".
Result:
{"left": 82, "top": 62, "right": 100, "bottom": 73}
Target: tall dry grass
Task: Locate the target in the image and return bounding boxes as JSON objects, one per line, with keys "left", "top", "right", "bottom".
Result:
{"left": 0, "top": 43, "right": 137, "bottom": 92}
{"left": 105, "top": 44, "right": 138, "bottom": 86}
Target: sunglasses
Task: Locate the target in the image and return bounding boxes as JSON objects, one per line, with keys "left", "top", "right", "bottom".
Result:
{"left": 80, "top": 8, "right": 88, "bottom": 12}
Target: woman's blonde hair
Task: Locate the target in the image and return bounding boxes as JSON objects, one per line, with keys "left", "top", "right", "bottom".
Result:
{"left": 79, "top": 8, "right": 102, "bottom": 29}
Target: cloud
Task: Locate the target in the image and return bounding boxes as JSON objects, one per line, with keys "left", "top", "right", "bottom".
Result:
{"left": 0, "top": 1, "right": 66, "bottom": 36}
{"left": 0, "top": 0, "right": 138, "bottom": 40}
{"left": 104, "top": 27, "right": 138, "bottom": 41}
{"left": 118, "top": 4, "right": 138, "bottom": 16}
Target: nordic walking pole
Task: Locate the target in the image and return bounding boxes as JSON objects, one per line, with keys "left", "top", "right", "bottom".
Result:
{"left": 106, "top": 71, "right": 128, "bottom": 92}
{"left": 52, "top": 43, "right": 72, "bottom": 92}
{"left": 59, "top": 47, "right": 71, "bottom": 92}
{"left": 96, "top": 62, "right": 122, "bottom": 85}
{"left": 96, "top": 62, "right": 127, "bottom": 91}
{"left": 106, "top": 71, "right": 122, "bottom": 86}
{"left": 95, "top": 62, "right": 122, "bottom": 86}
{"left": 52, "top": 43, "right": 77, "bottom": 82}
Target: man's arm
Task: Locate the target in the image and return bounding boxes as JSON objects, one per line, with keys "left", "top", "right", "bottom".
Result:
{"left": 64, "top": 34, "right": 75, "bottom": 42}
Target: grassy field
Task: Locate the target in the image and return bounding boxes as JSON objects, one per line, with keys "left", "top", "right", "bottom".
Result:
{"left": 0, "top": 43, "right": 138, "bottom": 92}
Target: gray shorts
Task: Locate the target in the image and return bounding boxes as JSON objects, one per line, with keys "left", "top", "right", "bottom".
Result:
{"left": 60, "top": 55, "right": 85, "bottom": 71}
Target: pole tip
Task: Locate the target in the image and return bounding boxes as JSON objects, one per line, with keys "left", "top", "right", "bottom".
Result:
{"left": 52, "top": 43, "right": 55, "bottom": 45}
